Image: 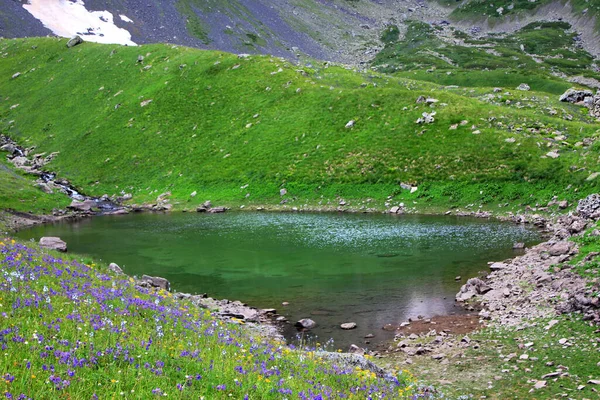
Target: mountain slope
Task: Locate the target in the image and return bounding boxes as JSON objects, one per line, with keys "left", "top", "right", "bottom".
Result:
{"left": 1, "top": 38, "right": 599, "bottom": 211}
{"left": 3, "top": 0, "right": 600, "bottom": 67}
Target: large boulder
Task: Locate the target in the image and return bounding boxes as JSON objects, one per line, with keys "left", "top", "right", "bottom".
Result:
{"left": 559, "top": 88, "right": 594, "bottom": 103}
{"left": 141, "top": 275, "right": 170, "bottom": 291}
{"left": 39, "top": 237, "right": 67, "bottom": 252}
{"left": 68, "top": 199, "right": 97, "bottom": 212}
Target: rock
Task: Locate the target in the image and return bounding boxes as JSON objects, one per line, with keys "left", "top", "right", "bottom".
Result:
{"left": 68, "top": 199, "right": 97, "bottom": 212}
{"left": 0, "top": 143, "right": 17, "bottom": 154}
{"left": 548, "top": 242, "right": 571, "bottom": 256}
{"left": 11, "top": 156, "right": 30, "bottom": 167}
{"left": 364, "top": 333, "right": 374, "bottom": 338}
{"left": 588, "top": 380, "right": 600, "bottom": 385}
{"left": 431, "top": 353, "right": 445, "bottom": 360}
{"left": 558, "top": 200, "right": 568, "bottom": 209}
{"left": 341, "top": 322, "right": 357, "bottom": 330}
{"left": 34, "top": 182, "right": 53, "bottom": 194}
{"left": 577, "top": 194, "right": 600, "bottom": 219}
{"left": 416, "top": 111, "right": 436, "bottom": 124}
{"left": 513, "top": 242, "right": 525, "bottom": 250}
{"left": 389, "top": 206, "right": 400, "bottom": 213}
{"left": 517, "top": 83, "right": 530, "bottom": 91}
{"left": 345, "top": 120, "right": 355, "bottom": 128}
{"left": 455, "top": 276, "right": 461, "bottom": 281}
{"left": 66, "top": 35, "right": 83, "bottom": 48}
{"left": 415, "top": 95, "right": 427, "bottom": 103}
{"left": 107, "top": 209, "right": 129, "bottom": 215}
{"left": 39, "top": 237, "right": 67, "bottom": 252}
{"left": 280, "top": 188, "right": 287, "bottom": 196}
{"left": 295, "top": 318, "right": 316, "bottom": 330}
{"left": 559, "top": 88, "right": 594, "bottom": 103}
{"left": 141, "top": 275, "right": 170, "bottom": 291}
{"left": 546, "top": 151, "right": 560, "bottom": 159}
{"left": 587, "top": 172, "right": 600, "bottom": 181}
{"left": 490, "top": 262, "right": 508, "bottom": 271}
{"left": 11, "top": 72, "right": 21, "bottom": 79}
{"left": 569, "top": 220, "right": 587, "bottom": 233}
{"left": 558, "top": 338, "right": 568, "bottom": 345}
{"left": 456, "top": 290, "right": 476, "bottom": 302}
{"left": 545, "top": 320, "right": 559, "bottom": 330}
{"left": 108, "top": 263, "right": 124, "bottom": 275}
{"left": 190, "top": 191, "right": 197, "bottom": 197}
{"left": 541, "top": 372, "right": 560, "bottom": 379}
{"left": 208, "top": 207, "right": 227, "bottom": 213}
{"left": 533, "top": 380, "right": 547, "bottom": 389}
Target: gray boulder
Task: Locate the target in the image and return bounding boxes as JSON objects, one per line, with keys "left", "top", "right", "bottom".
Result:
{"left": 66, "top": 35, "right": 83, "bottom": 48}
{"left": 517, "top": 83, "right": 530, "bottom": 91}
{"left": 39, "top": 237, "right": 67, "bottom": 252}
{"left": 208, "top": 206, "right": 227, "bottom": 213}
{"left": 559, "top": 88, "right": 594, "bottom": 103}
{"left": 141, "top": 275, "right": 170, "bottom": 290}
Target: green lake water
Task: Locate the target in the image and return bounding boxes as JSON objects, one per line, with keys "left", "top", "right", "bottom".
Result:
{"left": 15, "top": 212, "right": 540, "bottom": 349}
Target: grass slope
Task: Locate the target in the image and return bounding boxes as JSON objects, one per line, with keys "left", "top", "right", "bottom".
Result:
{"left": 0, "top": 37, "right": 599, "bottom": 212}
{"left": 0, "top": 240, "right": 421, "bottom": 399}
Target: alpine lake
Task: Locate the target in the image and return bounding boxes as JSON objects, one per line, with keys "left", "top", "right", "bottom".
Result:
{"left": 16, "top": 211, "right": 541, "bottom": 350}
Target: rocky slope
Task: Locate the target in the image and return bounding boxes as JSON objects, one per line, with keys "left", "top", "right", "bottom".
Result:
{"left": 3, "top": 0, "right": 600, "bottom": 66}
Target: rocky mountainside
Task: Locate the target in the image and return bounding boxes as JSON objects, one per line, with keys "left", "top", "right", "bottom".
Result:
{"left": 2, "top": 0, "right": 600, "bottom": 67}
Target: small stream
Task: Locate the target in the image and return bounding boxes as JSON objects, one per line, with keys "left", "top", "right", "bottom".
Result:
{"left": 15, "top": 211, "right": 541, "bottom": 349}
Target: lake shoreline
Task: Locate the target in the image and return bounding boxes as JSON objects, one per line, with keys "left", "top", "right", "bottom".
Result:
{"left": 373, "top": 194, "right": 600, "bottom": 373}
{"left": 5, "top": 203, "right": 551, "bottom": 346}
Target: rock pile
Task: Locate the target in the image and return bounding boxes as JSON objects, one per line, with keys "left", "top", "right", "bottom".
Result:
{"left": 457, "top": 194, "right": 600, "bottom": 326}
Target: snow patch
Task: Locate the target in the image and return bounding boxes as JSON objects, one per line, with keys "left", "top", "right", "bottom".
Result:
{"left": 119, "top": 14, "right": 133, "bottom": 23}
{"left": 23, "top": 0, "right": 136, "bottom": 46}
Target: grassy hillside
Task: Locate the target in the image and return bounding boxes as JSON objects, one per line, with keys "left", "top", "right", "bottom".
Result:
{"left": 0, "top": 240, "right": 421, "bottom": 399}
{"left": 0, "top": 37, "right": 599, "bottom": 212}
